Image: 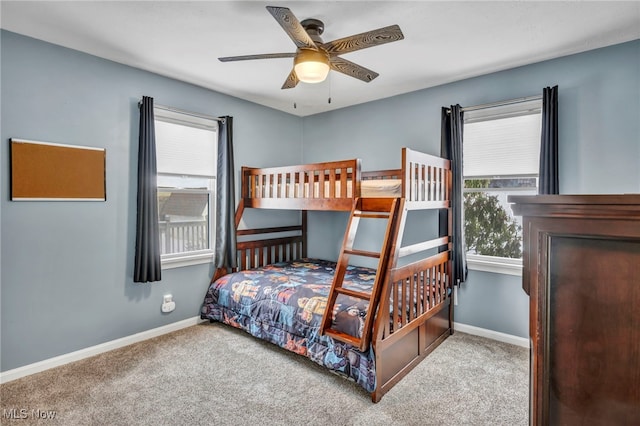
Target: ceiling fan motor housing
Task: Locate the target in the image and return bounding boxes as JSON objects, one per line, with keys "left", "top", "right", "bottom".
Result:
{"left": 300, "top": 18, "right": 325, "bottom": 43}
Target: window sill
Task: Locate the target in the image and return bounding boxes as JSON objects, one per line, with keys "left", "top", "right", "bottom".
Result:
{"left": 466, "top": 254, "right": 523, "bottom": 276}
{"left": 161, "top": 252, "right": 213, "bottom": 270}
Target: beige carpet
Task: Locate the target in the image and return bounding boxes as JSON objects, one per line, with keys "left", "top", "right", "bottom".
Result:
{"left": 1, "top": 323, "right": 528, "bottom": 425}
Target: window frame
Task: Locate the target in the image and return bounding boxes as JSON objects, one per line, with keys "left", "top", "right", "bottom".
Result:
{"left": 154, "top": 106, "right": 218, "bottom": 269}
{"left": 462, "top": 97, "right": 542, "bottom": 276}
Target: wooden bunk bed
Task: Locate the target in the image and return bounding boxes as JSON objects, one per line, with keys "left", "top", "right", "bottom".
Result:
{"left": 201, "top": 147, "right": 453, "bottom": 402}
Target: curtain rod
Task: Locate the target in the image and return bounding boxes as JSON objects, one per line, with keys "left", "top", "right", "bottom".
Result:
{"left": 138, "top": 101, "right": 224, "bottom": 123}
{"left": 446, "top": 94, "right": 542, "bottom": 113}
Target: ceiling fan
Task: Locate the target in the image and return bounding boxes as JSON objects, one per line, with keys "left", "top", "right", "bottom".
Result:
{"left": 219, "top": 6, "right": 404, "bottom": 89}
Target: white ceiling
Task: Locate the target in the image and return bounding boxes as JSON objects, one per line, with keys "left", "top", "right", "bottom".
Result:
{"left": 2, "top": 1, "right": 639, "bottom": 117}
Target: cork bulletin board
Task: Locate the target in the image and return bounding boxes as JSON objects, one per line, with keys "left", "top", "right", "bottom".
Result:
{"left": 10, "top": 138, "right": 106, "bottom": 201}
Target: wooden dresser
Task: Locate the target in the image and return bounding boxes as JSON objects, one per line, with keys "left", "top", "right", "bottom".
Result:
{"left": 509, "top": 195, "right": 640, "bottom": 425}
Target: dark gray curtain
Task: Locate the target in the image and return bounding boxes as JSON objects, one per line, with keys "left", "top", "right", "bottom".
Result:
{"left": 214, "top": 116, "right": 237, "bottom": 278}
{"left": 134, "top": 96, "right": 161, "bottom": 283}
{"left": 440, "top": 104, "right": 468, "bottom": 285}
{"left": 539, "top": 85, "right": 559, "bottom": 194}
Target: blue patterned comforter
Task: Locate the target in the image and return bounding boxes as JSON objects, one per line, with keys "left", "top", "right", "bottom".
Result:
{"left": 200, "top": 258, "right": 377, "bottom": 392}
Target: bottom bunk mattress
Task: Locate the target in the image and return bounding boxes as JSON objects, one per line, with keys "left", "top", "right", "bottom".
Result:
{"left": 200, "top": 258, "right": 377, "bottom": 393}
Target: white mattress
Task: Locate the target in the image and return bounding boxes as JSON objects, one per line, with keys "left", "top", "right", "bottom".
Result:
{"left": 260, "top": 179, "right": 403, "bottom": 198}
{"left": 361, "top": 179, "right": 402, "bottom": 197}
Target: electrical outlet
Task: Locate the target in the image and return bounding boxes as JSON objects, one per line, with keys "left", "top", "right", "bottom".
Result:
{"left": 161, "top": 294, "right": 175, "bottom": 313}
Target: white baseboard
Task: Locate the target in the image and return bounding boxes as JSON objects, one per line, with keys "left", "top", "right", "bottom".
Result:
{"left": 0, "top": 316, "right": 206, "bottom": 384}
{"left": 0, "top": 318, "right": 526, "bottom": 384}
{"left": 454, "top": 322, "right": 530, "bottom": 348}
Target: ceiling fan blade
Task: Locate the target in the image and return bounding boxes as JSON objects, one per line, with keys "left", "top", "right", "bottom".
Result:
{"left": 266, "top": 6, "right": 317, "bottom": 50}
{"left": 329, "top": 57, "right": 379, "bottom": 83}
{"left": 281, "top": 69, "right": 299, "bottom": 89}
{"left": 322, "top": 24, "right": 404, "bottom": 55}
{"left": 219, "top": 53, "right": 296, "bottom": 62}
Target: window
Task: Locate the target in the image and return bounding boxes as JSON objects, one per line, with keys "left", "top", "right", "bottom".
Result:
{"left": 154, "top": 107, "right": 218, "bottom": 269}
{"left": 463, "top": 98, "right": 542, "bottom": 275}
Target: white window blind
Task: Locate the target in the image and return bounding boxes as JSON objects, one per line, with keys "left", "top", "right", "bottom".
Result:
{"left": 464, "top": 110, "right": 541, "bottom": 178}
{"left": 155, "top": 120, "right": 217, "bottom": 177}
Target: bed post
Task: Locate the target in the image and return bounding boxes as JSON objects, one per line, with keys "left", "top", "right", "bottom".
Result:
{"left": 301, "top": 210, "right": 308, "bottom": 258}
{"left": 234, "top": 199, "right": 246, "bottom": 228}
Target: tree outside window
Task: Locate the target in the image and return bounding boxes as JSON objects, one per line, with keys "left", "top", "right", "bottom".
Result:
{"left": 464, "top": 178, "right": 529, "bottom": 259}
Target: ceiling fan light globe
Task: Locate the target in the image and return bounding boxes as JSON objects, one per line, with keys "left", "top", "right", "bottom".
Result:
{"left": 295, "top": 62, "right": 330, "bottom": 83}
{"left": 294, "top": 49, "right": 330, "bottom": 83}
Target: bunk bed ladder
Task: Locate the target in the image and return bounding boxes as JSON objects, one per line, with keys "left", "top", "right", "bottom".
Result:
{"left": 320, "top": 197, "right": 404, "bottom": 352}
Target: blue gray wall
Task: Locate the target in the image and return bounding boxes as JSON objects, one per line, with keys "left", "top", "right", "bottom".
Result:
{"left": 302, "top": 39, "right": 640, "bottom": 339}
{"left": 1, "top": 30, "right": 638, "bottom": 372}
{"left": 0, "top": 31, "right": 302, "bottom": 372}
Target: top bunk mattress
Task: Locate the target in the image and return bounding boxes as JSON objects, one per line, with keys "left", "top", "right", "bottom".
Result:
{"left": 263, "top": 179, "right": 403, "bottom": 199}
{"left": 361, "top": 179, "right": 402, "bottom": 197}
